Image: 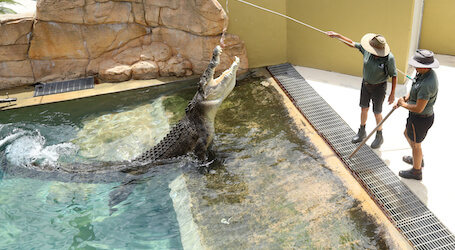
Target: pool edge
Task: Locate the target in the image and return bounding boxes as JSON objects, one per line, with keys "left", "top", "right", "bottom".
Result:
{"left": 267, "top": 63, "right": 455, "bottom": 249}
{"left": 263, "top": 66, "right": 413, "bottom": 249}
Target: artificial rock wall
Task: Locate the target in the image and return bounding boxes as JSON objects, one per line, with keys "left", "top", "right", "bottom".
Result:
{"left": 0, "top": 0, "right": 248, "bottom": 90}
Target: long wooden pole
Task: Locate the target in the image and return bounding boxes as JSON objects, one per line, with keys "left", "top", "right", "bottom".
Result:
{"left": 231, "top": 0, "right": 413, "bottom": 79}
{"left": 348, "top": 107, "right": 398, "bottom": 159}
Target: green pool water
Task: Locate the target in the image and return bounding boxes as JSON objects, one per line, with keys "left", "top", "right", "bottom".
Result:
{"left": 0, "top": 76, "right": 392, "bottom": 249}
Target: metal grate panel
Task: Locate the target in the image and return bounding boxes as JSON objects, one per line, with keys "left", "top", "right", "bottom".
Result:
{"left": 34, "top": 77, "right": 95, "bottom": 97}
{"left": 267, "top": 63, "right": 455, "bottom": 249}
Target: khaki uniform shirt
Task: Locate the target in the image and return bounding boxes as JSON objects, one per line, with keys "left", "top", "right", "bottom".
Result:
{"left": 355, "top": 43, "right": 397, "bottom": 84}
{"left": 409, "top": 69, "right": 438, "bottom": 115}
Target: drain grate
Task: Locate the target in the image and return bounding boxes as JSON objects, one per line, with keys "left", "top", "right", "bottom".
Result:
{"left": 267, "top": 63, "right": 455, "bottom": 249}
{"left": 34, "top": 77, "right": 95, "bottom": 97}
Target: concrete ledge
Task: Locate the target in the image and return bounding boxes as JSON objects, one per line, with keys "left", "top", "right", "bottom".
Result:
{"left": 0, "top": 76, "right": 196, "bottom": 111}
{"left": 169, "top": 174, "right": 203, "bottom": 250}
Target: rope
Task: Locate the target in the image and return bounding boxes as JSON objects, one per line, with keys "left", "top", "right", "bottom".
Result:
{"left": 232, "top": 0, "right": 352, "bottom": 46}
{"left": 235, "top": 0, "right": 326, "bottom": 34}
{"left": 228, "top": 0, "right": 411, "bottom": 79}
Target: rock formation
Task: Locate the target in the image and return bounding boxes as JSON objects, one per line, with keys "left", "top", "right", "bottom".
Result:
{"left": 0, "top": 0, "right": 248, "bottom": 90}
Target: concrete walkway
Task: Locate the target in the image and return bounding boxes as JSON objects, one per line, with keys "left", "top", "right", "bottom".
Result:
{"left": 294, "top": 54, "right": 455, "bottom": 234}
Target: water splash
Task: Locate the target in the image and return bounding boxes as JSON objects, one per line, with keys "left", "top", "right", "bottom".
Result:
{"left": 0, "top": 130, "right": 26, "bottom": 148}
{"left": 5, "top": 130, "right": 78, "bottom": 169}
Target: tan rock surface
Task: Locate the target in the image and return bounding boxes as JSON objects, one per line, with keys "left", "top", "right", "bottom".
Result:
{"left": 31, "top": 59, "right": 89, "bottom": 83}
{"left": 131, "top": 61, "right": 159, "bottom": 80}
{"left": 0, "top": 14, "right": 34, "bottom": 46}
{"left": 158, "top": 57, "right": 193, "bottom": 77}
{"left": 160, "top": 0, "right": 228, "bottom": 36}
{"left": 0, "top": 60, "right": 33, "bottom": 77}
{"left": 82, "top": 23, "right": 148, "bottom": 58}
{"left": 0, "top": 60, "right": 34, "bottom": 88}
{"left": 151, "top": 27, "right": 248, "bottom": 74}
{"left": 29, "top": 22, "right": 87, "bottom": 60}
{"left": 0, "top": 45, "right": 29, "bottom": 61}
{"left": 0, "top": 0, "right": 248, "bottom": 90}
{"left": 102, "top": 64, "right": 133, "bottom": 82}
{"left": 36, "top": 0, "right": 85, "bottom": 23}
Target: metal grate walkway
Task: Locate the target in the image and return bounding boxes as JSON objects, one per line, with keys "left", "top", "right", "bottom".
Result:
{"left": 267, "top": 63, "right": 455, "bottom": 250}
{"left": 34, "top": 77, "right": 95, "bottom": 97}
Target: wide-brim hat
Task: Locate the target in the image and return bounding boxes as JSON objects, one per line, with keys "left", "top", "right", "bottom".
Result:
{"left": 360, "top": 33, "right": 390, "bottom": 57}
{"left": 409, "top": 49, "right": 439, "bottom": 68}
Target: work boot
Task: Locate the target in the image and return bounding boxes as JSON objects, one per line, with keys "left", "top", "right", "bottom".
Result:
{"left": 399, "top": 168, "right": 422, "bottom": 180}
{"left": 402, "top": 156, "right": 425, "bottom": 167}
{"left": 351, "top": 125, "right": 366, "bottom": 143}
{"left": 371, "top": 130, "right": 383, "bottom": 149}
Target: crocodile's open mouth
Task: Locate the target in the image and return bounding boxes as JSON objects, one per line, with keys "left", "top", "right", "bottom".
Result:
{"left": 203, "top": 55, "right": 240, "bottom": 102}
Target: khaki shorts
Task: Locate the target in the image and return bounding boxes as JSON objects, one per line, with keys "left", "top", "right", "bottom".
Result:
{"left": 359, "top": 79, "right": 386, "bottom": 114}
{"left": 406, "top": 113, "right": 434, "bottom": 143}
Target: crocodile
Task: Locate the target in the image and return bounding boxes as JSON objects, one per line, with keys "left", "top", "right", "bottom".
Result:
{"left": 0, "top": 45, "right": 240, "bottom": 213}
{"left": 133, "top": 45, "right": 239, "bottom": 164}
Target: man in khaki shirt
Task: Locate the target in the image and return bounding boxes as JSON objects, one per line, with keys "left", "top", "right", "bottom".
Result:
{"left": 394, "top": 50, "right": 439, "bottom": 180}
{"left": 327, "top": 32, "right": 397, "bottom": 149}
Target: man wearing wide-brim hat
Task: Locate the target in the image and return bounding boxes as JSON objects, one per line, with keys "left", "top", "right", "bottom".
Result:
{"left": 327, "top": 31, "right": 398, "bottom": 149}
{"left": 394, "top": 49, "right": 439, "bottom": 180}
